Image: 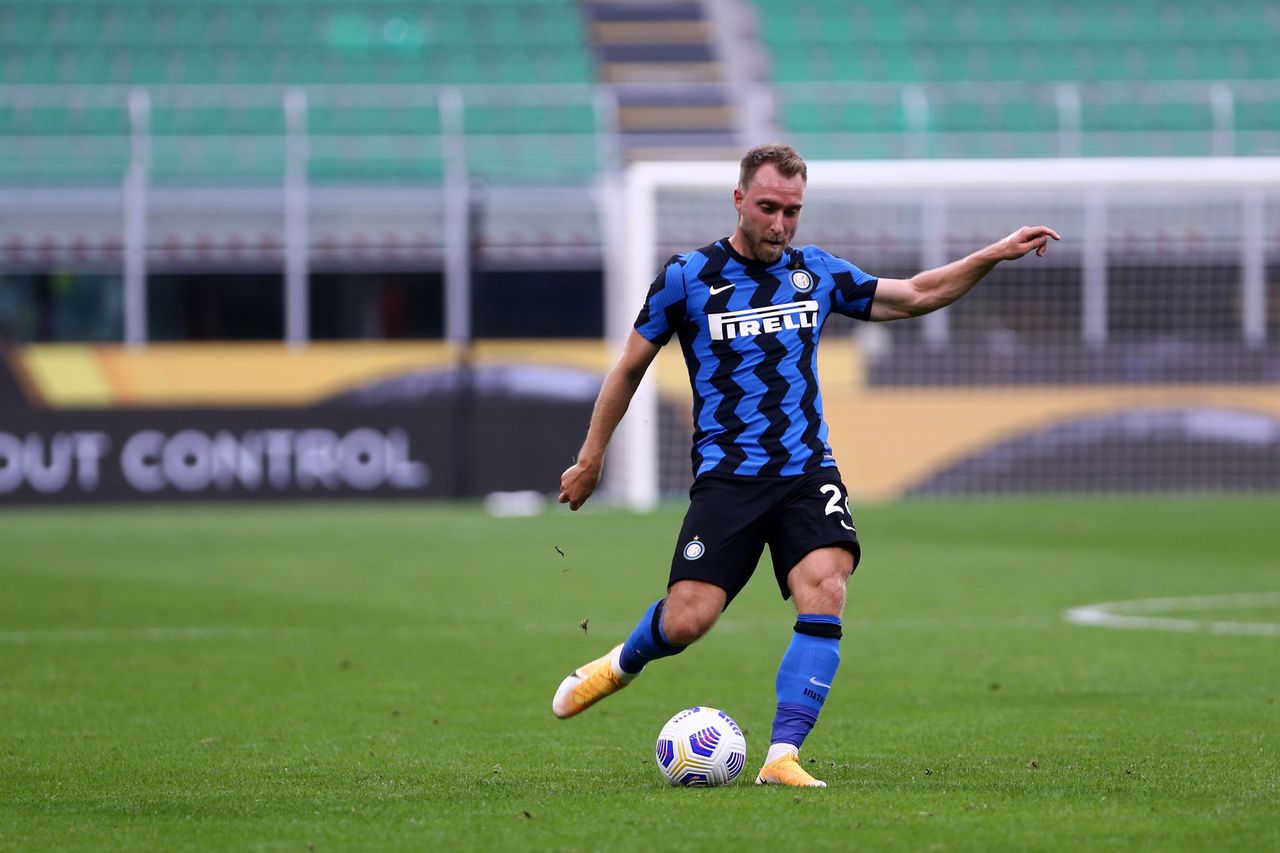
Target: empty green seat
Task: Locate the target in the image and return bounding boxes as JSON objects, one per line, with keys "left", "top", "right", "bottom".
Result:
{"left": 846, "top": 100, "right": 907, "bottom": 134}
{"left": 872, "top": 48, "right": 920, "bottom": 82}
{"left": 863, "top": 5, "right": 910, "bottom": 43}
{"left": 55, "top": 5, "right": 106, "bottom": 43}
{"left": 308, "top": 137, "right": 444, "bottom": 184}
{"left": 464, "top": 102, "right": 596, "bottom": 136}
{"left": 150, "top": 137, "right": 286, "bottom": 184}
{"left": 1247, "top": 42, "right": 1280, "bottom": 78}
{"left": 763, "top": 15, "right": 807, "bottom": 44}
{"left": 918, "top": 46, "right": 983, "bottom": 82}
{"left": 0, "top": 103, "right": 129, "bottom": 136}
{"left": 781, "top": 103, "right": 831, "bottom": 135}
{"left": 464, "top": 135, "right": 600, "bottom": 183}
{"left": 1235, "top": 99, "right": 1280, "bottom": 131}
{"left": 931, "top": 101, "right": 1002, "bottom": 134}
{"left": 1081, "top": 98, "right": 1214, "bottom": 135}
{"left": 1191, "top": 45, "right": 1234, "bottom": 79}
{"left": 3, "top": 6, "right": 53, "bottom": 43}
{"left": 782, "top": 99, "right": 903, "bottom": 135}
{"left": 1140, "top": 45, "right": 1182, "bottom": 81}
{"left": 119, "top": 49, "right": 168, "bottom": 85}
{"left": 150, "top": 103, "right": 287, "bottom": 136}
{"left": 309, "top": 104, "right": 442, "bottom": 136}
{"left": 165, "top": 6, "right": 215, "bottom": 43}
{"left": 0, "top": 137, "right": 129, "bottom": 185}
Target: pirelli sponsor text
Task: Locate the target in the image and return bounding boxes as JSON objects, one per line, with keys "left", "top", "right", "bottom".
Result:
{"left": 708, "top": 300, "right": 819, "bottom": 341}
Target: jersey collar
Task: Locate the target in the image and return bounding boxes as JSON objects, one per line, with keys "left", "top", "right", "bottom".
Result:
{"left": 719, "top": 237, "right": 793, "bottom": 271}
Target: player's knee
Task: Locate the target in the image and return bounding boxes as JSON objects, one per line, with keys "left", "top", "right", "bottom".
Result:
{"left": 816, "top": 573, "right": 848, "bottom": 612}
{"left": 789, "top": 549, "right": 852, "bottom": 613}
{"left": 662, "top": 580, "right": 725, "bottom": 645}
{"left": 794, "top": 569, "right": 848, "bottom": 614}
{"left": 661, "top": 606, "right": 717, "bottom": 646}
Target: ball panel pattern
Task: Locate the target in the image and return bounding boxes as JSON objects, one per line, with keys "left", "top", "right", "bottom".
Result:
{"left": 654, "top": 706, "right": 747, "bottom": 787}
{"left": 688, "top": 726, "right": 721, "bottom": 758}
{"left": 656, "top": 738, "right": 675, "bottom": 768}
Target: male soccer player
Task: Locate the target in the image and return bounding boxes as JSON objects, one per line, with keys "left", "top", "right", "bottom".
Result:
{"left": 552, "top": 144, "right": 1059, "bottom": 787}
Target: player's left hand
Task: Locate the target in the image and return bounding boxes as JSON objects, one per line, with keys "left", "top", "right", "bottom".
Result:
{"left": 558, "top": 460, "right": 601, "bottom": 511}
{"left": 995, "top": 225, "right": 1061, "bottom": 260}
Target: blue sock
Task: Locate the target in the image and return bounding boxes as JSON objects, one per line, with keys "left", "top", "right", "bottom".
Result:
{"left": 770, "top": 614, "right": 842, "bottom": 749}
{"left": 618, "top": 598, "right": 686, "bottom": 675}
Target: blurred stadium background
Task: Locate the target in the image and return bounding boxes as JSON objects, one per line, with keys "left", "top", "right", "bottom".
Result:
{"left": 1, "top": 0, "right": 1279, "bottom": 505}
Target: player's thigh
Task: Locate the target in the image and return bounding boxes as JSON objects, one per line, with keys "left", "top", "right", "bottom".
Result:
{"left": 668, "top": 475, "right": 771, "bottom": 607}
{"left": 766, "top": 468, "right": 861, "bottom": 600}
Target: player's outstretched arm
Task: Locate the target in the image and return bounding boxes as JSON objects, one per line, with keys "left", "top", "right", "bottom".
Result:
{"left": 558, "top": 330, "right": 662, "bottom": 510}
{"left": 869, "top": 225, "right": 1061, "bottom": 322}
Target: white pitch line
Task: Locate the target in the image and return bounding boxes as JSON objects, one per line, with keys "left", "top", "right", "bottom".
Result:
{"left": 1065, "top": 591, "right": 1280, "bottom": 636}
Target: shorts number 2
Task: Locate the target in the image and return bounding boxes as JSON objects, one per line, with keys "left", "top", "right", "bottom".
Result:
{"left": 819, "top": 484, "right": 856, "bottom": 532}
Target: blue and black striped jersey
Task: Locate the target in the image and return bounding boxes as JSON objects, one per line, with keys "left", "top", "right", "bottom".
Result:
{"left": 634, "top": 238, "right": 878, "bottom": 479}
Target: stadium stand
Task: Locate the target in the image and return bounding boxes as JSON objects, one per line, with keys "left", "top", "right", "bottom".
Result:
{"left": 759, "top": 0, "right": 1280, "bottom": 82}
{"left": 0, "top": 0, "right": 602, "bottom": 184}
{"left": 0, "top": 1, "right": 594, "bottom": 86}
{"left": 754, "top": 0, "right": 1280, "bottom": 157}
{"left": 3, "top": 0, "right": 1278, "bottom": 186}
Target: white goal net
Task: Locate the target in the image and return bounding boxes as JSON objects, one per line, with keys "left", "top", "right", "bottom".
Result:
{"left": 606, "top": 157, "right": 1280, "bottom": 510}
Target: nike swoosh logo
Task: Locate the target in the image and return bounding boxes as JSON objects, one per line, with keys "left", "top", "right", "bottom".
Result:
{"left": 708, "top": 283, "right": 734, "bottom": 295}
{"left": 808, "top": 677, "right": 831, "bottom": 689}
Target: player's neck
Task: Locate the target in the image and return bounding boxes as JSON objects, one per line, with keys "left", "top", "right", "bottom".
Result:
{"left": 727, "top": 233, "right": 783, "bottom": 266}
{"left": 726, "top": 231, "right": 754, "bottom": 260}
{"left": 724, "top": 233, "right": 788, "bottom": 269}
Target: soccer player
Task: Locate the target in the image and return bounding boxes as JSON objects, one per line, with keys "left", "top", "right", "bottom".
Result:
{"left": 552, "top": 144, "right": 1059, "bottom": 787}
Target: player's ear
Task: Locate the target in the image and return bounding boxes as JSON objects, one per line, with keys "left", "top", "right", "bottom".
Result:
{"left": 733, "top": 186, "right": 744, "bottom": 212}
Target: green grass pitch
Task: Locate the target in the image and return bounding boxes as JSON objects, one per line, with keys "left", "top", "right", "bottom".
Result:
{"left": 1, "top": 497, "right": 1277, "bottom": 851}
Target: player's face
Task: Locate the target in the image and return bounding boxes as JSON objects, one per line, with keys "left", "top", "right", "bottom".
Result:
{"left": 732, "top": 163, "right": 805, "bottom": 264}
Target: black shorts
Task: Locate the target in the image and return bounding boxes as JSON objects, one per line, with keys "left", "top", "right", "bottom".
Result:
{"left": 668, "top": 467, "right": 861, "bottom": 605}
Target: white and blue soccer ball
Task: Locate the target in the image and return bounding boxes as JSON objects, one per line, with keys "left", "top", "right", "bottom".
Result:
{"left": 655, "top": 706, "right": 747, "bottom": 787}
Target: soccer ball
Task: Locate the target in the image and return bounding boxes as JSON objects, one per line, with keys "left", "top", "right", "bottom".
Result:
{"left": 654, "top": 706, "right": 747, "bottom": 787}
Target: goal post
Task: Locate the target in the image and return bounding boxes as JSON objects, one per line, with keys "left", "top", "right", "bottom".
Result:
{"left": 606, "top": 157, "right": 1280, "bottom": 510}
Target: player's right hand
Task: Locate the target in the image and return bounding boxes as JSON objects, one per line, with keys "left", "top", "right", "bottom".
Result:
{"left": 558, "top": 461, "right": 600, "bottom": 511}
{"left": 995, "top": 225, "right": 1061, "bottom": 259}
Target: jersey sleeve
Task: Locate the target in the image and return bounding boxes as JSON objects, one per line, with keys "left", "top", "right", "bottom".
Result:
{"left": 821, "top": 251, "right": 879, "bottom": 321}
{"left": 633, "top": 255, "right": 689, "bottom": 345}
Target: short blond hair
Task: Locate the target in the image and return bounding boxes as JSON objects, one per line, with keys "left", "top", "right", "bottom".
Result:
{"left": 738, "top": 144, "right": 807, "bottom": 191}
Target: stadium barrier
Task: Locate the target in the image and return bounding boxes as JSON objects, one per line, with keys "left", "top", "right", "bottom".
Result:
{"left": 0, "top": 342, "right": 603, "bottom": 505}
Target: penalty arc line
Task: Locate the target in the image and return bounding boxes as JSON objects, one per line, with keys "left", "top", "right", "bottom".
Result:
{"left": 1064, "top": 591, "right": 1280, "bottom": 636}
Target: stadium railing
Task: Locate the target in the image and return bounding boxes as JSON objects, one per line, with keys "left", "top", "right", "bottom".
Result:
{"left": 2, "top": 79, "right": 1278, "bottom": 349}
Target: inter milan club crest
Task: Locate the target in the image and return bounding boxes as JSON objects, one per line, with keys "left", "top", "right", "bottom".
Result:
{"left": 683, "top": 537, "right": 705, "bottom": 560}
{"left": 790, "top": 270, "right": 814, "bottom": 293}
